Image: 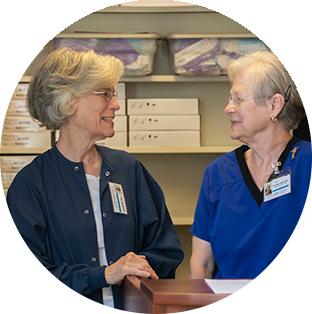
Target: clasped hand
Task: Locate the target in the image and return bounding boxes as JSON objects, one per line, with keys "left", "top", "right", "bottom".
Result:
{"left": 105, "top": 252, "right": 159, "bottom": 285}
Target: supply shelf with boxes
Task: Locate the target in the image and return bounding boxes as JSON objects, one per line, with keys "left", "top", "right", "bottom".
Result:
{"left": 0, "top": 0, "right": 292, "bottom": 278}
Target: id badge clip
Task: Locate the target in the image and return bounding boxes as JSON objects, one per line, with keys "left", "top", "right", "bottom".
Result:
{"left": 264, "top": 165, "right": 291, "bottom": 202}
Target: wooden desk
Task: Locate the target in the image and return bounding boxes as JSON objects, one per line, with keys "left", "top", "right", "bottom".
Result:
{"left": 124, "top": 276, "right": 230, "bottom": 313}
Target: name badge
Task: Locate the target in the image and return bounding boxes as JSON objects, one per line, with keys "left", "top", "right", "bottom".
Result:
{"left": 263, "top": 167, "right": 291, "bottom": 202}
{"left": 109, "top": 182, "right": 128, "bottom": 214}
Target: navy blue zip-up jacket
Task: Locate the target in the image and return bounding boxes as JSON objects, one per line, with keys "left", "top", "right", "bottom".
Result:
{"left": 7, "top": 145, "right": 184, "bottom": 309}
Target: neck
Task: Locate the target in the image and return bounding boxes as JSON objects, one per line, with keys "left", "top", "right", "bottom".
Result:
{"left": 244, "top": 128, "right": 292, "bottom": 190}
{"left": 56, "top": 126, "right": 102, "bottom": 176}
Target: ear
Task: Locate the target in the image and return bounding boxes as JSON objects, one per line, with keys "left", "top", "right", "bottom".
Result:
{"left": 270, "top": 93, "right": 285, "bottom": 117}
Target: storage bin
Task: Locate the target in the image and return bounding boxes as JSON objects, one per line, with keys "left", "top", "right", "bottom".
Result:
{"left": 54, "top": 33, "right": 161, "bottom": 76}
{"left": 165, "top": 34, "right": 269, "bottom": 76}
{"left": 38, "top": 0, "right": 119, "bottom": 6}
{"left": 120, "top": 0, "right": 201, "bottom": 7}
{"left": 202, "top": 0, "right": 282, "bottom": 6}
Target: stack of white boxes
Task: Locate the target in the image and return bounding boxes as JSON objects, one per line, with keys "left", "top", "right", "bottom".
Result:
{"left": 95, "top": 82, "right": 127, "bottom": 147}
{"left": 128, "top": 98, "right": 200, "bottom": 147}
{"left": 1, "top": 83, "right": 51, "bottom": 196}
{"left": 1, "top": 84, "right": 51, "bottom": 151}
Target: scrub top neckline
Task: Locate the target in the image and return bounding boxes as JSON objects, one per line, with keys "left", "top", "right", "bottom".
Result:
{"left": 235, "top": 137, "right": 301, "bottom": 207}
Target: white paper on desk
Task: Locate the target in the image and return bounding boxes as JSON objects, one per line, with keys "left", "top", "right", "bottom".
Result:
{"left": 205, "top": 279, "right": 312, "bottom": 294}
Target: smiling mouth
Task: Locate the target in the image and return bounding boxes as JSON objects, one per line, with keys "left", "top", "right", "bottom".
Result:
{"left": 102, "top": 117, "right": 114, "bottom": 122}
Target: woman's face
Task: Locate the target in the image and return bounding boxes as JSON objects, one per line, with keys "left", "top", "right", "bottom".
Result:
{"left": 69, "top": 86, "right": 120, "bottom": 142}
{"left": 224, "top": 70, "right": 272, "bottom": 145}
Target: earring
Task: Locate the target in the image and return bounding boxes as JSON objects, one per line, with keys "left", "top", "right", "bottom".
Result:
{"left": 271, "top": 116, "right": 277, "bottom": 123}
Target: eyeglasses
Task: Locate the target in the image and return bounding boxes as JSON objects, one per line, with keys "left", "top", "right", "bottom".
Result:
{"left": 93, "top": 90, "right": 118, "bottom": 102}
{"left": 228, "top": 95, "right": 261, "bottom": 107}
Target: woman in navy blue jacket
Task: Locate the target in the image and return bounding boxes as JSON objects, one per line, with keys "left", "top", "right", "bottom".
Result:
{"left": 7, "top": 47, "right": 183, "bottom": 309}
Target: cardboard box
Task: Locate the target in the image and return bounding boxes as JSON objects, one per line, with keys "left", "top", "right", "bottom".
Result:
{"left": 0, "top": 83, "right": 28, "bottom": 99}
{"left": 129, "top": 131, "right": 200, "bottom": 147}
{"left": 3, "top": 116, "right": 46, "bottom": 132}
{"left": 127, "top": 99, "right": 199, "bottom": 115}
{"left": 7, "top": 99, "right": 29, "bottom": 115}
{"left": 0, "top": 155, "right": 36, "bottom": 172}
{"left": 129, "top": 115, "right": 200, "bottom": 131}
{"left": 96, "top": 132, "right": 127, "bottom": 147}
{"left": 1, "top": 131, "right": 51, "bottom": 148}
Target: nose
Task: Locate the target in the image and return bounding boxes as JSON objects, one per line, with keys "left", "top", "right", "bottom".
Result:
{"left": 224, "top": 99, "right": 235, "bottom": 116}
{"left": 109, "top": 96, "right": 120, "bottom": 112}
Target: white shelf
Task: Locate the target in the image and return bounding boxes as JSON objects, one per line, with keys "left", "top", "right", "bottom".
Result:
{"left": 104, "top": 146, "right": 238, "bottom": 154}
{"left": 0, "top": 146, "right": 238, "bottom": 155}
{"left": 20, "top": 75, "right": 230, "bottom": 83}
{"left": 172, "top": 216, "right": 193, "bottom": 225}
{"left": 4, "top": 4, "right": 279, "bottom": 13}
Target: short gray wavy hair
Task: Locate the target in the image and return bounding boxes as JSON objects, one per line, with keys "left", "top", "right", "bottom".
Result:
{"left": 228, "top": 51, "right": 305, "bottom": 130}
{"left": 27, "top": 47, "right": 124, "bottom": 130}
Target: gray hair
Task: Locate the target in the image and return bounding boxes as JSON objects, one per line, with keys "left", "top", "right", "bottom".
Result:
{"left": 27, "top": 47, "right": 124, "bottom": 130}
{"left": 228, "top": 51, "right": 305, "bottom": 130}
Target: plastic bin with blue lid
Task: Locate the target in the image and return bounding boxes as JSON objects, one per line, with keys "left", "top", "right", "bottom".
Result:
{"left": 54, "top": 33, "right": 161, "bottom": 76}
{"left": 165, "top": 34, "right": 269, "bottom": 76}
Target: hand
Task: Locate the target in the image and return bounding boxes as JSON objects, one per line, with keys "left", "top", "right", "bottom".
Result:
{"left": 105, "top": 252, "right": 159, "bottom": 285}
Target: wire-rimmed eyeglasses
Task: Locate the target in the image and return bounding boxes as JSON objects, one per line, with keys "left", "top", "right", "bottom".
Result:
{"left": 228, "top": 95, "right": 260, "bottom": 107}
{"left": 93, "top": 90, "right": 118, "bottom": 102}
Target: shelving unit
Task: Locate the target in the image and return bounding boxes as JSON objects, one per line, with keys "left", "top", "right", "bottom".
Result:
{"left": 3, "top": 6, "right": 254, "bottom": 278}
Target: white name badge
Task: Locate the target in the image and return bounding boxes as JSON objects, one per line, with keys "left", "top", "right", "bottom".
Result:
{"left": 263, "top": 171, "right": 291, "bottom": 202}
{"left": 109, "top": 182, "right": 128, "bottom": 214}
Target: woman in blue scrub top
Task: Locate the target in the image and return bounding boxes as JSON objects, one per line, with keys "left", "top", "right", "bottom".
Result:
{"left": 190, "top": 51, "right": 311, "bottom": 280}
{"left": 7, "top": 47, "right": 183, "bottom": 309}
